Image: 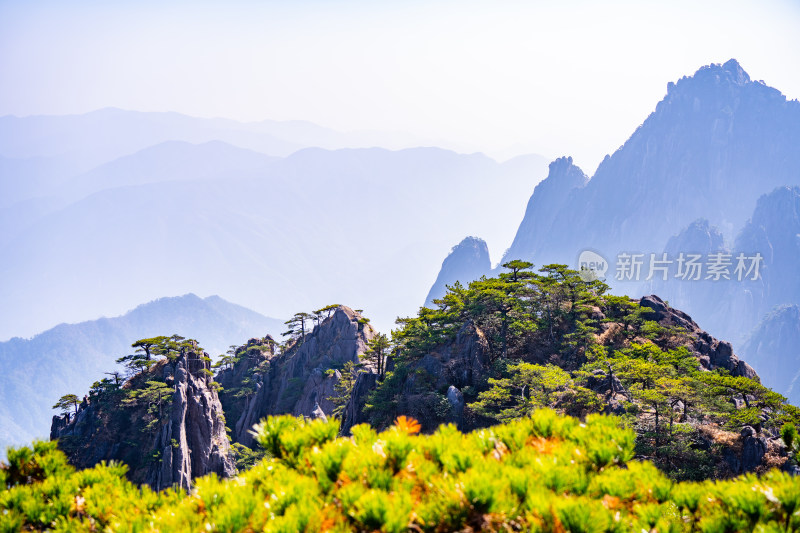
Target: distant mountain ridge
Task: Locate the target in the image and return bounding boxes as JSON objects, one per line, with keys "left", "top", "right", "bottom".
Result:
{"left": 502, "top": 59, "right": 800, "bottom": 268}
{"left": 424, "top": 60, "right": 800, "bottom": 404}
{"left": 426, "top": 59, "right": 800, "bottom": 320}
{"left": 740, "top": 305, "right": 800, "bottom": 406}
{"left": 424, "top": 236, "right": 491, "bottom": 307}
{"left": 0, "top": 294, "right": 281, "bottom": 456}
{"left": 0, "top": 141, "right": 548, "bottom": 340}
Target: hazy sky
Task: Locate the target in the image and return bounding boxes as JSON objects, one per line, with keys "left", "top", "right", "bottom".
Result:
{"left": 1, "top": 0, "right": 799, "bottom": 172}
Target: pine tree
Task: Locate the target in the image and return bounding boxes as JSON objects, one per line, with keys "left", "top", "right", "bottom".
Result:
{"left": 361, "top": 333, "right": 391, "bottom": 379}
{"left": 52, "top": 394, "right": 80, "bottom": 416}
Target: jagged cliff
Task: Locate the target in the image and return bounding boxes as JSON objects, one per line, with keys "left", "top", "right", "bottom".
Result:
{"left": 504, "top": 156, "right": 590, "bottom": 266}
{"left": 424, "top": 236, "right": 491, "bottom": 307}
{"left": 48, "top": 293, "right": 791, "bottom": 487}
{"left": 51, "top": 344, "right": 235, "bottom": 490}
{"left": 220, "top": 305, "right": 375, "bottom": 446}
{"left": 637, "top": 295, "right": 756, "bottom": 378}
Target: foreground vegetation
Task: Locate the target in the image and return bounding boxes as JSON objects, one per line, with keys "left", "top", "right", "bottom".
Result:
{"left": 360, "top": 261, "right": 800, "bottom": 480}
{"left": 3, "top": 410, "right": 800, "bottom": 532}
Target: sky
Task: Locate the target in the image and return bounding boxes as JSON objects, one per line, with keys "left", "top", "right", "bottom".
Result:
{"left": 1, "top": 0, "right": 799, "bottom": 173}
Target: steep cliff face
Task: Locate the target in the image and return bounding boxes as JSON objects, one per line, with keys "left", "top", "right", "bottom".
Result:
{"left": 647, "top": 220, "right": 732, "bottom": 339}
{"left": 230, "top": 306, "right": 375, "bottom": 446}
{"left": 145, "top": 349, "right": 236, "bottom": 490}
{"left": 397, "top": 321, "right": 492, "bottom": 431}
{"left": 51, "top": 346, "right": 235, "bottom": 490}
{"left": 651, "top": 186, "right": 800, "bottom": 352}
{"left": 733, "top": 186, "right": 800, "bottom": 320}
{"left": 504, "top": 156, "right": 590, "bottom": 265}
{"left": 740, "top": 305, "right": 800, "bottom": 406}
{"left": 424, "top": 237, "right": 491, "bottom": 307}
{"left": 501, "top": 60, "right": 800, "bottom": 269}
{"left": 216, "top": 336, "right": 275, "bottom": 437}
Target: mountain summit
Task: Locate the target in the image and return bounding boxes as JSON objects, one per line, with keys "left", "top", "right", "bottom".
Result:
{"left": 501, "top": 59, "right": 800, "bottom": 268}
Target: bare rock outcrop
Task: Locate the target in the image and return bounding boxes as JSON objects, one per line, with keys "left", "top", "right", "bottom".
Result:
{"left": 339, "top": 372, "right": 379, "bottom": 435}
{"left": 146, "top": 348, "right": 235, "bottom": 490}
{"left": 233, "top": 306, "right": 374, "bottom": 446}
{"left": 51, "top": 345, "right": 235, "bottom": 491}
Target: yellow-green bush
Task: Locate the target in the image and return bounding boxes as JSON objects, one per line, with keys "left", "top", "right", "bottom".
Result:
{"left": 3, "top": 410, "right": 800, "bottom": 532}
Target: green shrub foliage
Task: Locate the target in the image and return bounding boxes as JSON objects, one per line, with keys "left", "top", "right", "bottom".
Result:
{"left": 3, "top": 411, "right": 800, "bottom": 531}
{"left": 365, "top": 261, "right": 800, "bottom": 480}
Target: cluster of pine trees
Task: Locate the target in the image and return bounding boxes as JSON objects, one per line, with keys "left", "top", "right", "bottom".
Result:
{"left": 361, "top": 261, "right": 800, "bottom": 480}
{"left": 6, "top": 261, "right": 800, "bottom": 530}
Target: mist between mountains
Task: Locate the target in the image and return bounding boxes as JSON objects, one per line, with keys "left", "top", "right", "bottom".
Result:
{"left": 577, "top": 249, "right": 764, "bottom": 282}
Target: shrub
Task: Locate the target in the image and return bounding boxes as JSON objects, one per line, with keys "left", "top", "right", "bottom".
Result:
{"left": 4, "top": 410, "right": 800, "bottom": 531}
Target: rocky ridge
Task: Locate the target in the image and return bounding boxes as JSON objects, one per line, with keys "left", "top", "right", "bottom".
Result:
{"left": 51, "top": 344, "right": 235, "bottom": 490}
{"left": 221, "top": 305, "right": 375, "bottom": 446}
{"left": 48, "top": 296, "right": 790, "bottom": 488}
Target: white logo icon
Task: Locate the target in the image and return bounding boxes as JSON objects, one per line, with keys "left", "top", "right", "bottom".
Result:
{"left": 577, "top": 250, "right": 608, "bottom": 282}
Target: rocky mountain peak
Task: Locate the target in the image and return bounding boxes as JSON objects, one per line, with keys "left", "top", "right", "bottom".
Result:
{"left": 425, "top": 237, "right": 491, "bottom": 307}
{"left": 50, "top": 345, "right": 235, "bottom": 491}
{"left": 666, "top": 58, "right": 753, "bottom": 101}
{"left": 721, "top": 58, "right": 750, "bottom": 85}
{"left": 740, "top": 304, "right": 800, "bottom": 405}
{"left": 546, "top": 156, "right": 587, "bottom": 184}
{"left": 501, "top": 156, "right": 588, "bottom": 264}
{"left": 228, "top": 304, "right": 375, "bottom": 446}
{"left": 664, "top": 219, "right": 727, "bottom": 255}
{"left": 746, "top": 186, "right": 800, "bottom": 234}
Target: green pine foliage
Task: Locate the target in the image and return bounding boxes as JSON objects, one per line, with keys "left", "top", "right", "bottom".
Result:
{"left": 328, "top": 360, "right": 362, "bottom": 418}
{"left": 365, "top": 261, "right": 800, "bottom": 480}
{"left": 4, "top": 410, "right": 800, "bottom": 531}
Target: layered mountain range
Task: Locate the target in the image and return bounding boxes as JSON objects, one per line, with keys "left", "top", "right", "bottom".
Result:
{"left": 427, "top": 60, "right": 800, "bottom": 404}
{"left": 5, "top": 58, "right": 800, "bottom": 495}
{"left": 0, "top": 110, "right": 548, "bottom": 340}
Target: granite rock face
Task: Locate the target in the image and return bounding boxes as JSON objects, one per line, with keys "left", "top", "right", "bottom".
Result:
{"left": 384, "top": 321, "right": 492, "bottom": 432}
{"left": 145, "top": 348, "right": 235, "bottom": 490}
{"left": 523, "top": 60, "right": 800, "bottom": 269}
{"left": 425, "top": 237, "right": 491, "bottom": 307}
{"left": 339, "top": 372, "right": 379, "bottom": 435}
{"left": 232, "top": 306, "right": 375, "bottom": 446}
{"left": 504, "top": 156, "right": 590, "bottom": 266}
{"left": 51, "top": 345, "right": 235, "bottom": 491}
{"left": 654, "top": 186, "right": 800, "bottom": 349}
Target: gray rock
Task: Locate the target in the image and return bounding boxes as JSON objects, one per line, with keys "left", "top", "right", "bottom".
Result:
{"left": 740, "top": 427, "right": 768, "bottom": 473}
{"left": 311, "top": 402, "right": 328, "bottom": 422}
{"left": 425, "top": 237, "right": 491, "bottom": 307}
{"left": 51, "top": 345, "right": 236, "bottom": 491}
{"left": 146, "top": 347, "right": 236, "bottom": 490}
{"left": 375, "top": 320, "right": 491, "bottom": 432}
{"left": 233, "top": 306, "right": 374, "bottom": 446}
{"left": 587, "top": 369, "right": 623, "bottom": 394}
{"left": 340, "top": 372, "right": 378, "bottom": 435}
